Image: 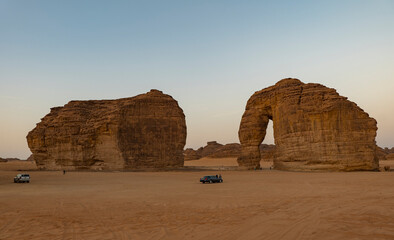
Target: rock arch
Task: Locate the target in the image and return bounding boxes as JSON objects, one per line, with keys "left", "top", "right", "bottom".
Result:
{"left": 237, "top": 78, "right": 378, "bottom": 171}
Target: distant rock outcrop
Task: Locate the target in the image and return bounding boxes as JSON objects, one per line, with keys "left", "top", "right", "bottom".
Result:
{"left": 0, "top": 157, "right": 22, "bottom": 162}
{"left": 183, "top": 148, "right": 201, "bottom": 161}
{"left": 385, "top": 147, "right": 394, "bottom": 153}
{"left": 259, "top": 144, "right": 276, "bottom": 162}
{"left": 377, "top": 147, "right": 388, "bottom": 160}
{"left": 375, "top": 146, "right": 394, "bottom": 161}
{"left": 387, "top": 154, "right": 394, "bottom": 160}
{"left": 27, "top": 90, "right": 187, "bottom": 170}
{"left": 209, "top": 143, "right": 241, "bottom": 158}
{"left": 196, "top": 141, "right": 224, "bottom": 157}
{"left": 183, "top": 142, "right": 275, "bottom": 160}
{"left": 238, "top": 78, "right": 378, "bottom": 171}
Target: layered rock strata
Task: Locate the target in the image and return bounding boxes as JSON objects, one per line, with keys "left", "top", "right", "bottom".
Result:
{"left": 27, "top": 90, "right": 186, "bottom": 170}
{"left": 238, "top": 78, "right": 378, "bottom": 171}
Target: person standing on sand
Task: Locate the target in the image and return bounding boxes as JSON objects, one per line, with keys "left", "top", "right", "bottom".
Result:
{"left": 63, "top": 170, "right": 66, "bottom": 175}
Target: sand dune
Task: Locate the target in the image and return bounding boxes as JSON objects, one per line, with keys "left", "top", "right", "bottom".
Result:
{"left": 1, "top": 159, "right": 394, "bottom": 239}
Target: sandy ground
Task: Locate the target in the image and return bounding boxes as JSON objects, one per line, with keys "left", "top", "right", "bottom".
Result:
{"left": 1, "top": 159, "right": 394, "bottom": 240}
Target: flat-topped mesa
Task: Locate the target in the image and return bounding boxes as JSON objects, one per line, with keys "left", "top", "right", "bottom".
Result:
{"left": 238, "top": 78, "right": 378, "bottom": 171}
{"left": 27, "top": 90, "right": 186, "bottom": 170}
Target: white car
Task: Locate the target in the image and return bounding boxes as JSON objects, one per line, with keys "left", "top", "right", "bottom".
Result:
{"left": 14, "top": 174, "right": 30, "bottom": 183}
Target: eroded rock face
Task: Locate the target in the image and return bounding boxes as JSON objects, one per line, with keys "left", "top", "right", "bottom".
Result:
{"left": 238, "top": 79, "right": 378, "bottom": 171}
{"left": 27, "top": 90, "right": 186, "bottom": 170}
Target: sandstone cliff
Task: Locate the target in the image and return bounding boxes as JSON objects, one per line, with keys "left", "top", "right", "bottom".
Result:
{"left": 27, "top": 90, "right": 186, "bottom": 170}
{"left": 238, "top": 78, "right": 378, "bottom": 171}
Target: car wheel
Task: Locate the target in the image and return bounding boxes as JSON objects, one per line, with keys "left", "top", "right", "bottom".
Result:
{"left": 202, "top": 182, "right": 205, "bottom": 184}
{"left": 27, "top": 181, "right": 30, "bottom": 183}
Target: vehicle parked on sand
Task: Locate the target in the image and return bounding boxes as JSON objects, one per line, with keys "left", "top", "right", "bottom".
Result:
{"left": 14, "top": 174, "right": 30, "bottom": 183}
{"left": 200, "top": 175, "right": 223, "bottom": 184}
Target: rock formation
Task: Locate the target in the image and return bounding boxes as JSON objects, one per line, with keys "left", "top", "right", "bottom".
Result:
{"left": 27, "top": 90, "right": 186, "bottom": 170}
{"left": 0, "top": 157, "right": 22, "bottom": 162}
{"left": 196, "top": 141, "right": 224, "bottom": 157}
{"left": 183, "top": 148, "right": 201, "bottom": 160}
{"left": 209, "top": 143, "right": 241, "bottom": 158}
{"left": 259, "top": 144, "right": 276, "bottom": 162}
{"left": 386, "top": 153, "right": 394, "bottom": 160}
{"left": 183, "top": 141, "right": 275, "bottom": 160}
{"left": 377, "top": 147, "right": 388, "bottom": 161}
{"left": 238, "top": 78, "right": 378, "bottom": 171}
{"left": 377, "top": 147, "right": 394, "bottom": 160}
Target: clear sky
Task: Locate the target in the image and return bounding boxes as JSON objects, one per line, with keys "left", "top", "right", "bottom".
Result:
{"left": 1, "top": 0, "right": 393, "bottom": 159}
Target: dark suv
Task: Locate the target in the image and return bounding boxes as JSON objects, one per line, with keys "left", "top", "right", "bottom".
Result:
{"left": 200, "top": 175, "right": 223, "bottom": 184}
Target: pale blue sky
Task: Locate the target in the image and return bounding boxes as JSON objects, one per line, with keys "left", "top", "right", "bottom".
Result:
{"left": 1, "top": 0, "right": 393, "bottom": 159}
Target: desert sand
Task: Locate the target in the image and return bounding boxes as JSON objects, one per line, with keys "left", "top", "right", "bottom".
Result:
{"left": 1, "top": 158, "right": 394, "bottom": 240}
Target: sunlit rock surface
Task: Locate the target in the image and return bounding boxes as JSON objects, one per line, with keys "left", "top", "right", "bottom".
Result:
{"left": 27, "top": 90, "right": 186, "bottom": 170}
{"left": 238, "top": 78, "right": 378, "bottom": 171}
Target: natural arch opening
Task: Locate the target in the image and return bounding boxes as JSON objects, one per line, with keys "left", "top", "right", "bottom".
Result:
{"left": 260, "top": 120, "right": 275, "bottom": 163}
